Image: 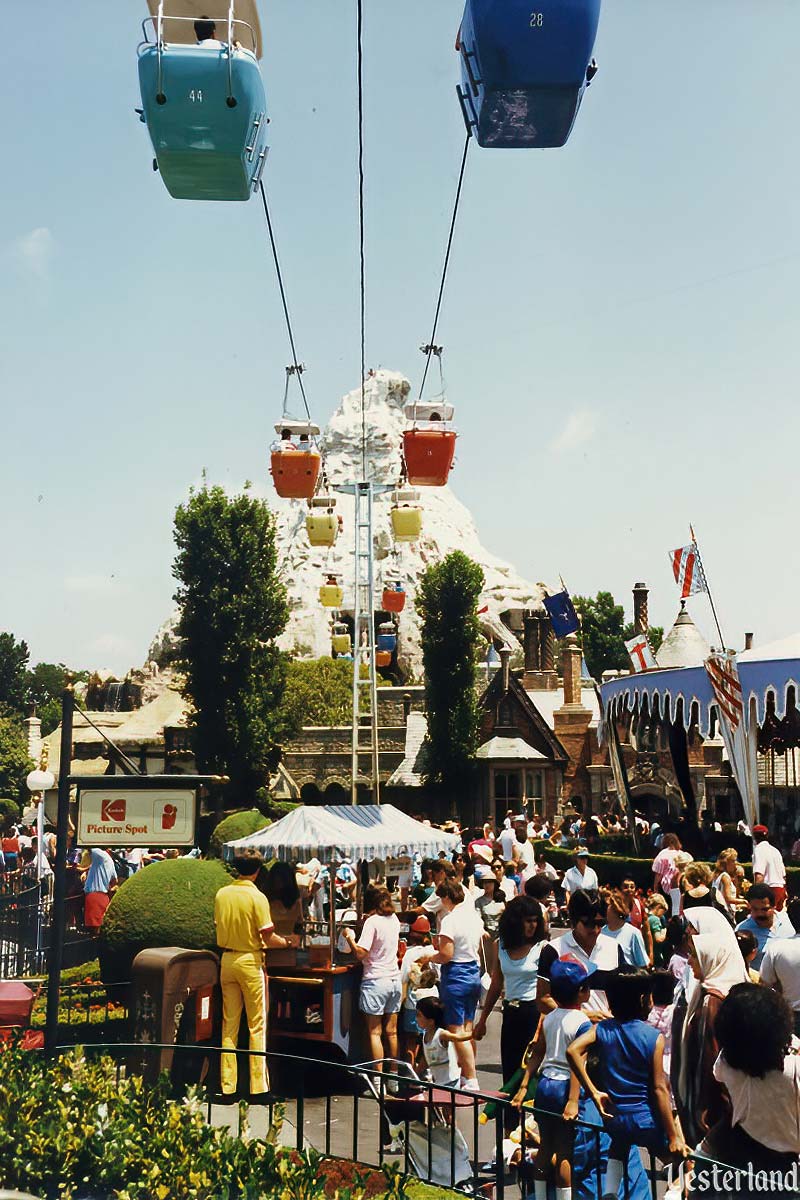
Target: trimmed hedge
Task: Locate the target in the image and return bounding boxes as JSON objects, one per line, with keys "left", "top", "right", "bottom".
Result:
{"left": 207, "top": 808, "right": 271, "bottom": 858}
{"left": 99, "top": 857, "right": 231, "bottom": 985}
{"left": 533, "top": 841, "right": 800, "bottom": 895}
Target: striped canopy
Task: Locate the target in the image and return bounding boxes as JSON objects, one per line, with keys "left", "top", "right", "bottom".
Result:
{"left": 223, "top": 804, "right": 461, "bottom": 864}
{"left": 600, "top": 633, "right": 800, "bottom": 739}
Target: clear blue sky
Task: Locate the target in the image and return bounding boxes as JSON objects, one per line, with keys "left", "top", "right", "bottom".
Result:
{"left": 1, "top": 0, "right": 798, "bottom": 674}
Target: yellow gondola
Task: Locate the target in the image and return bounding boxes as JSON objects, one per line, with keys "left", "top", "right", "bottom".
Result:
{"left": 390, "top": 488, "right": 423, "bottom": 543}
{"left": 319, "top": 574, "right": 343, "bottom": 608}
{"left": 331, "top": 622, "right": 352, "bottom": 656}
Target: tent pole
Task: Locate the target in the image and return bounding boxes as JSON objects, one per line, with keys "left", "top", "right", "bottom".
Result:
{"left": 329, "top": 863, "right": 336, "bottom": 967}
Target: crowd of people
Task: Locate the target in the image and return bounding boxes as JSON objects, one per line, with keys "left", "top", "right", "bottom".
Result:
{"left": 0, "top": 818, "right": 196, "bottom": 933}
{"left": 333, "top": 810, "right": 800, "bottom": 1196}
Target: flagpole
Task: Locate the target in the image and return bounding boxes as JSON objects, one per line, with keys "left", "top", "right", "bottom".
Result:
{"left": 690, "top": 524, "right": 726, "bottom": 651}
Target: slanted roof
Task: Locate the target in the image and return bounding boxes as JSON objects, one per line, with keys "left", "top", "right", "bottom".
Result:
{"left": 525, "top": 684, "right": 601, "bottom": 730}
{"left": 480, "top": 670, "right": 569, "bottom": 763}
{"left": 657, "top": 603, "right": 710, "bottom": 669}
{"left": 475, "top": 736, "right": 547, "bottom": 761}
{"left": 387, "top": 712, "right": 429, "bottom": 788}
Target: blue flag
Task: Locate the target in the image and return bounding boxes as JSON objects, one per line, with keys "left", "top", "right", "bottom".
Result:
{"left": 543, "top": 590, "right": 580, "bottom": 639}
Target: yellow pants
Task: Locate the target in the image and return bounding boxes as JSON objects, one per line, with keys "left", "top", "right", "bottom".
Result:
{"left": 220, "top": 950, "right": 269, "bottom": 1095}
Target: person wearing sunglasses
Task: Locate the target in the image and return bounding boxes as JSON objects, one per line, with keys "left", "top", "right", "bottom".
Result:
{"left": 537, "top": 889, "right": 623, "bottom": 1020}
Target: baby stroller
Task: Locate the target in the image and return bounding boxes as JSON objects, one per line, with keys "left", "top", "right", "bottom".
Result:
{"left": 357, "top": 1058, "right": 474, "bottom": 1189}
{"left": 0, "top": 982, "right": 44, "bottom": 1051}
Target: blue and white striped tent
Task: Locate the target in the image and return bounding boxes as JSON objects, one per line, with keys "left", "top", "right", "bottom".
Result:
{"left": 223, "top": 803, "right": 461, "bottom": 865}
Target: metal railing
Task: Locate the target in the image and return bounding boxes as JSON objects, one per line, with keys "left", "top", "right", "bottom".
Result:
{"left": 0, "top": 881, "right": 94, "bottom": 978}
{"left": 60, "top": 1042, "right": 676, "bottom": 1199}
{"left": 23, "top": 982, "right": 131, "bottom": 1044}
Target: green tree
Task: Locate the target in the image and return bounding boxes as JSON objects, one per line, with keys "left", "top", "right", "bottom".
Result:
{"left": 0, "top": 633, "right": 30, "bottom": 713}
{"left": 26, "top": 662, "right": 90, "bottom": 735}
{"left": 0, "top": 709, "right": 32, "bottom": 809}
{"left": 417, "top": 551, "right": 484, "bottom": 793}
{"left": 280, "top": 658, "right": 353, "bottom": 736}
{"left": 172, "top": 483, "right": 289, "bottom": 807}
{"left": 574, "top": 591, "right": 664, "bottom": 679}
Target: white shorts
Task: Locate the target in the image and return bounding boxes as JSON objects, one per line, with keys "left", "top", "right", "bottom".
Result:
{"left": 359, "top": 977, "right": 402, "bottom": 1016}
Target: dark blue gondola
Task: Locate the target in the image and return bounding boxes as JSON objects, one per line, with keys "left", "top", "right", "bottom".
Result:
{"left": 457, "top": 0, "right": 601, "bottom": 149}
{"left": 138, "top": 1, "right": 269, "bottom": 201}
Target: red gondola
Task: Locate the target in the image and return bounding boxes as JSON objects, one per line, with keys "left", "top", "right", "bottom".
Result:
{"left": 403, "top": 402, "right": 456, "bottom": 488}
{"left": 382, "top": 584, "right": 406, "bottom": 614}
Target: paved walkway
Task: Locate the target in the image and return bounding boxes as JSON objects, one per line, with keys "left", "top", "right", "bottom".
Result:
{"left": 209, "top": 1005, "right": 511, "bottom": 1190}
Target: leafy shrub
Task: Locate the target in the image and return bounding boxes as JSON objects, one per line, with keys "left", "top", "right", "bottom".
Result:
{"left": 267, "top": 799, "right": 300, "bottom": 821}
{"left": 99, "top": 858, "right": 230, "bottom": 985}
{"left": 207, "top": 809, "right": 271, "bottom": 858}
{"left": 533, "top": 841, "right": 800, "bottom": 895}
{"left": 0, "top": 1041, "right": 410, "bottom": 1199}
{"left": 0, "top": 796, "right": 21, "bottom": 825}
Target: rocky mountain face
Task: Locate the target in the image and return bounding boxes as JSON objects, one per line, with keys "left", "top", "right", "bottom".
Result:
{"left": 149, "top": 369, "right": 547, "bottom": 677}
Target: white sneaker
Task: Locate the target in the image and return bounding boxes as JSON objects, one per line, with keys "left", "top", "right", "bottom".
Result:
{"left": 461, "top": 1077, "right": 480, "bottom": 1092}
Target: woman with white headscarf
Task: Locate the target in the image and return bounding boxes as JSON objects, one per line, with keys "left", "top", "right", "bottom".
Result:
{"left": 671, "top": 910, "right": 749, "bottom": 1146}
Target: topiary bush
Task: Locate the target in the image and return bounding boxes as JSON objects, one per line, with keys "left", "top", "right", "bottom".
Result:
{"left": 207, "top": 808, "right": 271, "bottom": 858}
{"left": 99, "top": 857, "right": 231, "bottom": 985}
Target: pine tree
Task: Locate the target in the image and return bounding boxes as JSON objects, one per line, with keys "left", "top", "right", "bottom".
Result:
{"left": 172, "top": 484, "right": 289, "bottom": 806}
{"left": 417, "top": 551, "right": 484, "bottom": 796}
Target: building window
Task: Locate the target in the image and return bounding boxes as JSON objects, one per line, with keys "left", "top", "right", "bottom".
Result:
{"left": 498, "top": 702, "right": 513, "bottom": 727}
{"left": 494, "top": 771, "right": 520, "bottom": 800}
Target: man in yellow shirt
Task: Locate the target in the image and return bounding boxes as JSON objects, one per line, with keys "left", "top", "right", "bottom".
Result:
{"left": 214, "top": 849, "right": 299, "bottom": 1098}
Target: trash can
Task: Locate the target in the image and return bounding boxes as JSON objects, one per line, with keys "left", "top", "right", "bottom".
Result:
{"left": 131, "top": 947, "right": 219, "bottom": 1086}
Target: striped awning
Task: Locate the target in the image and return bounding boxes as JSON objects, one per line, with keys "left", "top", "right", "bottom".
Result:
{"left": 224, "top": 803, "right": 461, "bottom": 864}
{"left": 600, "top": 639, "right": 800, "bottom": 739}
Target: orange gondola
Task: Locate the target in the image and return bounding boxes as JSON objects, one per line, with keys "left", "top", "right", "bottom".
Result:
{"left": 269, "top": 420, "right": 322, "bottom": 499}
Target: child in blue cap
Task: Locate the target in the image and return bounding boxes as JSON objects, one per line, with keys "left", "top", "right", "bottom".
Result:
{"left": 512, "top": 958, "right": 592, "bottom": 1200}
{"left": 567, "top": 969, "right": 686, "bottom": 1199}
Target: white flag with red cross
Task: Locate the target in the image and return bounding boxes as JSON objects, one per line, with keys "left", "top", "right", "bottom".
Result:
{"left": 624, "top": 634, "right": 657, "bottom": 673}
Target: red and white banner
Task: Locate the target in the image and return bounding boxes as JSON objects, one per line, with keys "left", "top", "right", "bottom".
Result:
{"left": 704, "top": 651, "right": 759, "bottom": 828}
{"left": 624, "top": 634, "right": 657, "bottom": 673}
{"left": 670, "top": 543, "right": 708, "bottom": 599}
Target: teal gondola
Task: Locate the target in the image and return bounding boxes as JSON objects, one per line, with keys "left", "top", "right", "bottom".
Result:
{"left": 138, "top": 1, "right": 268, "bottom": 201}
{"left": 457, "top": 0, "right": 601, "bottom": 149}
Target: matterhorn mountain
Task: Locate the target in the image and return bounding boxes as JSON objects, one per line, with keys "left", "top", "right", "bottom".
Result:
{"left": 269, "top": 369, "right": 547, "bottom": 677}
{"left": 147, "top": 370, "right": 547, "bottom": 676}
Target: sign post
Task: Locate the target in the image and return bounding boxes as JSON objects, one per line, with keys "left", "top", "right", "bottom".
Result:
{"left": 44, "top": 684, "right": 228, "bottom": 1055}
{"left": 45, "top": 683, "right": 75, "bottom": 1055}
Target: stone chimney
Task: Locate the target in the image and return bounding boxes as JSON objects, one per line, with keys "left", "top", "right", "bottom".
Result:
{"left": 744, "top": 632, "right": 754, "bottom": 651}
{"left": 633, "top": 582, "right": 649, "bottom": 636}
{"left": 560, "top": 634, "right": 583, "bottom": 708}
{"left": 522, "top": 611, "right": 558, "bottom": 691}
{"left": 499, "top": 647, "right": 512, "bottom": 694}
{"left": 554, "top": 633, "right": 592, "bottom": 813}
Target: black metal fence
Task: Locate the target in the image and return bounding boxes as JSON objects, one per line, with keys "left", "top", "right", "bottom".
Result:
{"left": 70, "top": 1043, "right": 678, "bottom": 1199}
{"left": 0, "top": 878, "right": 93, "bottom": 978}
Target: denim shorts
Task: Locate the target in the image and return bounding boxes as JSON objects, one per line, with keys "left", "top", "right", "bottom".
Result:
{"left": 359, "top": 976, "right": 402, "bottom": 1016}
{"left": 401, "top": 1007, "right": 422, "bottom": 1034}
{"left": 440, "top": 961, "right": 481, "bottom": 1026}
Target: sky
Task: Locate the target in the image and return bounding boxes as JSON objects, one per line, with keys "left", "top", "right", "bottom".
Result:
{"left": 1, "top": 0, "right": 798, "bottom": 675}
